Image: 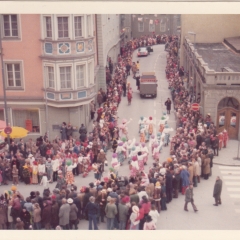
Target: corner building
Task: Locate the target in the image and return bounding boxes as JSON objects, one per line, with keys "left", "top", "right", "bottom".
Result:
{"left": 0, "top": 14, "right": 99, "bottom": 139}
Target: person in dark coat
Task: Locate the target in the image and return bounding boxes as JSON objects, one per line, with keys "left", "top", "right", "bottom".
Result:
{"left": 41, "top": 201, "right": 52, "bottom": 229}
{"left": 160, "top": 181, "right": 167, "bottom": 211}
{"left": 20, "top": 207, "right": 31, "bottom": 230}
{"left": 165, "top": 169, "right": 173, "bottom": 203}
{"left": 165, "top": 98, "right": 172, "bottom": 114}
{"left": 135, "top": 74, "right": 140, "bottom": 90}
{"left": 51, "top": 197, "right": 59, "bottom": 229}
{"left": 213, "top": 176, "right": 222, "bottom": 206}
{"left": 173, "top": 168, "right": 181, "bottom": 198}
{"left": 60, "top": 122, "right": 67, "bottom": 141}
{"left": 83, "top": 188, "right": 93, "bottom": 220}
{"left": 68, "top": 198, "right": 78, "bottom": 230}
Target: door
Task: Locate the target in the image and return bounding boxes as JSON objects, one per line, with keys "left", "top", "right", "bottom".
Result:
{"left": 217, "top": 108, "right": 239, "bottom": 139}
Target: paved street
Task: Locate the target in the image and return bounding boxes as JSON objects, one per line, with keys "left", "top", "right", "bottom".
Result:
{"left": 2, "top": 45, "right": 240, "bottom": 230}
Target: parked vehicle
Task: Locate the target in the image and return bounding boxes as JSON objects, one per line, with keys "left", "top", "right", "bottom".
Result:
{"left": 137, "top": 47, "right": 153, "bottom": 57}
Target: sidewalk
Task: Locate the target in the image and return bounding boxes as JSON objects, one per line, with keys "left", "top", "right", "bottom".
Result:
{"left": 213, "top": 140, "right": 240, "bottom": 166}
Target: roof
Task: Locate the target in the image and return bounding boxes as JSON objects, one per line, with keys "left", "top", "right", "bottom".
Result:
{"left": 224, "top": 36, "right": 240, "bottom": 53}
{"left": 195, "top": 43, "right": 240, "bottom": 72}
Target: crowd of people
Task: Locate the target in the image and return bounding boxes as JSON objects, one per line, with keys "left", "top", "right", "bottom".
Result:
{"left": 0, "top": 33, "right": 227, "bottom": 230}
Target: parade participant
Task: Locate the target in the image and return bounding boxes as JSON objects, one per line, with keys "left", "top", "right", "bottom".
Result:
{"left": 149, "top": 135, "right": 157, "bottom": 154}
{"left": 218, "top": 132, "right": 223, "bottom": 150}
{"left": 130, "top": 156, "right": 139, "bottom": 177}
{"left": 163, "top": 125, "right": 173, "bottom": 147}
{"left": 111, "top": 153, "right": 120, "bottom": 175}
{"left": 137, "top": 152, "right": 147, "bottom": 172}
{"left": 152, "top": 143, "right": 160, "bottom": 162}
{"left": 65, "top": 159, "right": 77, "bottom": 185}
{"left": 140, "top": 143, "right": 149, "bottom": 165}
{"left": 116, "top": 142, "right": 126, "bottom": 166}
{"left": 138, "top": 117, "right": 145, "bottom": 133}
{"left": 119, "top": 118, "right": 132, "bottom": 139}
{"left": 127, "top": 89, "right": 133, "bottom": 105}
{"left": 139, "top": 128, "right": 146, "bottom": 143}
{"left": 146, "top": 117, "right": 154, "bottom": 141}
{"left": 32, "top": 161, "right": 38, "bottom": 184}
{"left": 222, "top": 129, "right": 228, "bottom": 148}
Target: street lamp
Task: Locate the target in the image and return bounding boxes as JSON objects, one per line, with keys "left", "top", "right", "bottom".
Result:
{"left": 188, "top": 31, "right": 196, "bottom": 52}
{"left": 0, "top": 15, "right": 10, "bottom": 146}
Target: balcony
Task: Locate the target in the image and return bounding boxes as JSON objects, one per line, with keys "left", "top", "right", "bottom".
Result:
{"left": 43, "top": 85, "right": 96, "bottom": 106}
{"left": 40, "top": 37, "right": 95, "bottom": 60}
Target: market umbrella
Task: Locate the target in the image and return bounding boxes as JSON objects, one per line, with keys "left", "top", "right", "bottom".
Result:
{"left": 0, "top": 120, "right": 6, "bottom": 130}
{"left": 0, "top": 126, "right": 29, "bottom": 139}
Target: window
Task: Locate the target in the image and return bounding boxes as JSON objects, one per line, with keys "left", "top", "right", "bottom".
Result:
{"left": 87, "top": 15, "right": 92, "bottom": 37}
{"left": 60, "top": 66, "right": 71, "bottom": 89}
{"left": 74, "top": 16, "right": 83, "bottom": 38}
{"left": 0, "top": 109, "right": 4, "bottom": 121}
{"left": 160, "top": 22, "right": 166, "bottom": 32}
{"left": 149, "top": 23, "right": 155, "bottom": 32}
{"left": 58, "top": 17, "right": 69, "bottom": 38}
{"left": 3, "top": 15, "right": 18, "bottom": 37}
{"left": 138, "top": 22, "right": 144, "bottom": 32}
{"left": 12, "top": 109, "right": 40, "bottom": 133}
{"left": 46, "top": 66, "right": 54, "bottom": 88}
{"left": 45, "top": 16, "right": 52, "bottom": 38}
{"left": 88, "top": 62, "right": 94, "bottom": 84}
{"left": 76, "top": 65, "right": 85, "bottom": 88}
{"left": 5, "top": 63, "right": 22, "bottom": 88}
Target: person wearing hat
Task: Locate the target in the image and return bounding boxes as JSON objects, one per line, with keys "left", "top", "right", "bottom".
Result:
{"left": 129, "top": 206, "right": 140, "bottom": 230}
{"left": 68, "top": 198, "right": 78, "bottom": 230}
{"left": 58, "top": 198, "right": 70, "bottom": 229}
{"left": 118, "top": 196, "right": 129, "bottom": 230}
{"left": 20, "top": 206, "right": 31, "bottom": 230}
{"left": 184, "top": 183, "right": 198, "bottom": 212}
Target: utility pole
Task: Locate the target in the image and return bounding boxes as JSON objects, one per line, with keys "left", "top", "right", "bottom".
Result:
{"left": 0, "top": 14, "right": 10, "bottom": 146}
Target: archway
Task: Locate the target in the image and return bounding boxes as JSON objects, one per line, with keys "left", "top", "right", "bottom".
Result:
{"left": 217, "top": 97, "right": 239, "bottom": 139}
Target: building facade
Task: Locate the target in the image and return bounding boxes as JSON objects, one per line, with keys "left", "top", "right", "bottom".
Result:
{"left": 131, "top": 14, "right": 180, "bottom": 39}
{"left": 96, "top": 14, "right": 122, "bottom": 90}
{"left": 0, "top": 14, "right": 99, "bottom": 139}
{"left": 180, "top": 14, "right": 240, "bottom": 139}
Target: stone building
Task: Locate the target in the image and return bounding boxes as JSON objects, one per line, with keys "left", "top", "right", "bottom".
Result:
{"left": 131, "top": 14, "right": 180, "bottom": 39}
{"left": 0, "top": 14, "right": 99, "bottom": 139}
{"left": 96, "top": 14, "right": 122, "bottom": 91}
{"left": 180, "top": 14, "right": 240, "bottom": 139}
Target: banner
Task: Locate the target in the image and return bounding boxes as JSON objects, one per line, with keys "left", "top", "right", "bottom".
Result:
{"left": 25, "top": 119, "right": 33, "bottom": 132}
{"left": 138, "top": 18, "right": 143, "bottom": 22}
{"left": 149, "top": 19, "right": 153, "bottom": 25}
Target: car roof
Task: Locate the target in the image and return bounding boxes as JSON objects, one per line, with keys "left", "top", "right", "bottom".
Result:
{"left": 138, "top": 47, "right": 147, "bottom": 51}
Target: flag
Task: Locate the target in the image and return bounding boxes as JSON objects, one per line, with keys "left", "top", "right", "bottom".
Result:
{"left": 149, "top": 19, "right": 153, "bottom": 24}
{"left": 138, "top": 18, "right": 143, "bottom": 22}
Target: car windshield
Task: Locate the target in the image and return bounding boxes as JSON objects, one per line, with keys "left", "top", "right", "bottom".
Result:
{"left": 139, "top": 48, "right": 147, "bottom": 52}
